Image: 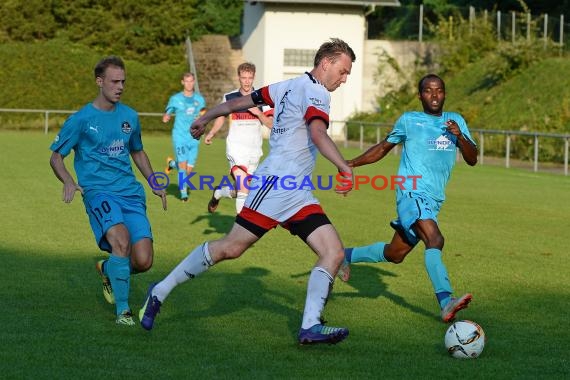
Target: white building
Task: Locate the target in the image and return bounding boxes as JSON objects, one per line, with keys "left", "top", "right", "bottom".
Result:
{"left": 241, "top": 0, "right": 401, "bottom": 139}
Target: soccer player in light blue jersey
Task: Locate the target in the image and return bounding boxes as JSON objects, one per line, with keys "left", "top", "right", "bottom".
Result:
{"left": 49, "top": 56, "right": 167, "bottom": 326}
{"left": 163, "top": 72, "right": 206, "bottom": 202}
{"left": 338, "top": 74, "right": 478, "bottom": 323}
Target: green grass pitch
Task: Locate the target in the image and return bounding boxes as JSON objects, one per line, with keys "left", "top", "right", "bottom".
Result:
{"left": 0, "top": 130, "right": 568, "bottom": 378}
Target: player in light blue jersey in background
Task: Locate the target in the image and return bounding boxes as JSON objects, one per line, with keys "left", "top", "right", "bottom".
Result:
{"left": 49, "top": 56, "right": 167, "bottom": 326}
{"left": 338, "top": 74, "right": 478, "bottom": 323}
{"left": 163, "top": 72, "right": 206, "bottom": 202}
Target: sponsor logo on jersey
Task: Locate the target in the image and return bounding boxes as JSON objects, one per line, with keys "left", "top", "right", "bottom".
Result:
{"left": 309, "top": 97, "right": 324, "bottom": 108}
{"left": 231, "top": 111, "right": 258, "bottom": 120}
{"left": 428, "top": 134, "right": 453, "bottom": 151}
{"left": 121, "top": 121, "right": 132, "bottom": 134}
{"left": 100, "top": 139, "right": 126, "bottom": 156}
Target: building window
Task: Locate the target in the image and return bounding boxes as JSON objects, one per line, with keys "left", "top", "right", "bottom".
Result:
{"left": 284, "top": 49, "right": 316, "bottom": 67}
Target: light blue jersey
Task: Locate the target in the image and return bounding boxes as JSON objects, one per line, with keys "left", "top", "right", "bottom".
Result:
{"left": 50, "top": 102, "right": 145, "bottom": 201}
{"left": 386, "top": 111, "right": 476, "bottom": 203}
{"left": 165, "top": 91, "right": 206, "bottom": 142}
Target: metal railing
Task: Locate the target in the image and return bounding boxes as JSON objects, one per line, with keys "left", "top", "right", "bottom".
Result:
{"left": 0, "top": 108, "right": 163, "bottom": 134}
{"left": 1, "top": 109, "right": 568, "bottom": 176}
{"left": 339, "top": 121, "right": 570, "bottom": 176}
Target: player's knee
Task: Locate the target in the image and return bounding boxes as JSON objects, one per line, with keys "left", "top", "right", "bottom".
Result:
{"left": 220, "top": 244, "right": 245, "bottom": 260}
{"left": 425, "top": 234, "right": 444, "bottom": 250}
{"left": 332, "top": 249, "right": 345, "bottom": 265}
{"left": 385, "top": 246, "right": 410, "bottom": 264}
{"left": 111, "top": 239, "right": 131, "bottom": 256}
{"left": 132, "top": 255, "right": 153, "bottom": 273}
{"left": 389, "top": 253, "right": 406, "bottom": 264}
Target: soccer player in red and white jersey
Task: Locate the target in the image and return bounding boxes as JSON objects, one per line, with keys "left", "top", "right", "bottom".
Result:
{"left": 204, "top": 63, "right": 274, "bottom": 214}
{"left": 140, "top": 38, "right": 356, "bottom": 345}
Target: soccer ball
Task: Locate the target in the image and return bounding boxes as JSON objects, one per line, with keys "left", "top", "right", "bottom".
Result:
{"left": 444, "top": 320, "right": 485, "bottom": 359}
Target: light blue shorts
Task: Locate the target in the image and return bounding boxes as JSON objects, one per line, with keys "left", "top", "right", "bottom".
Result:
{"left": 173, "top": 137, "right": 199, "bottom": 167}
{"left": 84, "top": 193, "right": 152, "bottom": 253}
{"left": 390, "top": 192, "right": 441, "bottom": 246}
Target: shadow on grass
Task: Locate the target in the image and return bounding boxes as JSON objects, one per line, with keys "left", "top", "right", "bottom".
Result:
{"left": 0, "top": 246, "right": 304, "bottom": 373}
{"left": 166, "top": 183, "right": 181, "bottom": 199}
{"left": 189, "top": 212, "right": 235, "bottom": 235}
{"left": 300, "top": 265, "right": 435, "bottom": 320}
{"left": 181, "top": 267, "right": 302, "bottom": 332}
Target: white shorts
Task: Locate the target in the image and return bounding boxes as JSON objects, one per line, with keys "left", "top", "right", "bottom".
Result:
{"left": 226, "top": 149, "right": 261, "bottom": 176}
{"left": 243, "top": 175, "right": 320, "bottom": 222}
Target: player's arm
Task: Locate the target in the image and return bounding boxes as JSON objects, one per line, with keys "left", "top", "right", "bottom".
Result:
{"left": 192, "top": 95, "right": 256, "bottom": 139}
{"left": 49, "top": 152, "right": 83, "bottom": 203}
{"left": 456, "top": 134, "right": 477, "bottom": 166}
{"left": 309, "top": 119, "right": 353, "bottom": 195}
{"left": 204, "top": 115, "right": 226, "bottom": 145}
{"left": 130, "top": 150, "right": 167, "bottom": 210}
{"left": 445, "top": 120, "right": 478, "bottom": 166}
{"left": 248, "top": 107, "right": 274, "bottom": 129}
{"left": 162, "top": 105, "right": 174, "bottom": 123}
{"left": 348, "top": 139, "right": 397, "bottom": 168}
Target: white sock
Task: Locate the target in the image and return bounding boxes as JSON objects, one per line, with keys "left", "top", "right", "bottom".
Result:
{"left": 301, "top": 267, "right": 334, "bottom": 329}
{"left": 219, "top": 186, "right": 234, "bottom": 199}
{"left": 153, "top": 242, "right": 214, "bottom": 302}
{"left": 235, "top": 192, "right": 247, "bottom": 213}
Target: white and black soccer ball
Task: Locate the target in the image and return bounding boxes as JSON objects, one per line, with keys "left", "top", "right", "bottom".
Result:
{"left": 444, "top": 320, "right": 485, "bottom": 359}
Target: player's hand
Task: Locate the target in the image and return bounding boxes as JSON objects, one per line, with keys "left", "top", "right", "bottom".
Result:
{"left": 162, "top": 114, "right": 171, "bottom": 123}
{"left": 445, "top": 120, "right": 461, "bottom": 137}
{"left": 248, "top": 107, "right": 261, "bottom": 117}
{"left": 62, "top": 182, "right": 82, "bottom": 203}
{"left": 153, "top": 189, "right": 167, "bottom": 211}
{"left": 335, "top": 168, "right": 353, "bottom": 196}
{"left": 204, "top": 133, "right": 214, "bottom": 145}
{"left": 190, "top": 119, "right": 207, "bottom": 140}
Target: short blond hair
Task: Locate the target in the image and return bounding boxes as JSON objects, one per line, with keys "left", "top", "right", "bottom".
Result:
{"left": 237, "top": 62, "right": 256, "bottom": 75}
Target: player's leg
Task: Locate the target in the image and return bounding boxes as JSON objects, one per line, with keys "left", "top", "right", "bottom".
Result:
{"left": 165, "top": 155, "right": 176, "bottom": 174}
{"left": 231, "top": 166, "right": 250, "bottom": 213}
{"left": 104, "top": 223, "right": 135, "bottom": 325}
{"left": 208, "top": 183, "right": 236, "bottom": 213}
{"left": 208, "top": 157, "right": 237, "bottom": 213}
{"left": 140, "top": 213, "right": 269, "bottom": 330}
{"left": 180, "top": 141, "right": 199, "bottom": 202}
{"left": 95, "top": 259, "right": 114, "bottom": 304}
{"left": 287, "top": 208, "right": 349, "bottom": 344}
{"left": 177, "top": 160, "right": 190, "bottom": 201}
{"left": 129, "top": 238, "right": 153, "bottom": 273}
{"left": 166, "top": 136, "right": 178, "bottom": 175}
{"left": 173, "top": 140, "right": 191, "bottom": 201}
{"left": 123, "top": 201, "right": 154, "bottom": 274}
{"left": 85, "top": 194, "right": 132, "bottom": 322}
{"left": 413, "top": 218, "right": 472, "bottom": 322}
{"left": 338, "top": 228, "right": 415, "bottom": 282}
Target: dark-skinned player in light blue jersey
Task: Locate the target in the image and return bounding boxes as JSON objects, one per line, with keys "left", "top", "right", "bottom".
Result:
{"left": 338, "top": 74, "right": 478, "bottom": 323}
{"left": 49, "top": 56, "right": 167, "bottom": 326}
{"left": 162, "top": 72, "right": 206, "bottom": 201}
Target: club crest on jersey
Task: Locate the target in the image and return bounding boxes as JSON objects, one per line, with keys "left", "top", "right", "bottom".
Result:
{"left": 121, "top": 121, "right": 132, "bottom": 134}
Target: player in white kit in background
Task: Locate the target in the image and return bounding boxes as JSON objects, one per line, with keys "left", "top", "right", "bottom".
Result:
{"left": 204, "top": 62, "right": 274, "bottom": 214}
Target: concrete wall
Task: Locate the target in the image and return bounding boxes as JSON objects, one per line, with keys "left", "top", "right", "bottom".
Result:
{"left": 240, "top": 3, "right": 437, "bottom": 139}
{"left": 362, "top": 40, "right": 437, "bottom": 113}
{"left": 242, "top": 2, "right": 366, "bottom": 138}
